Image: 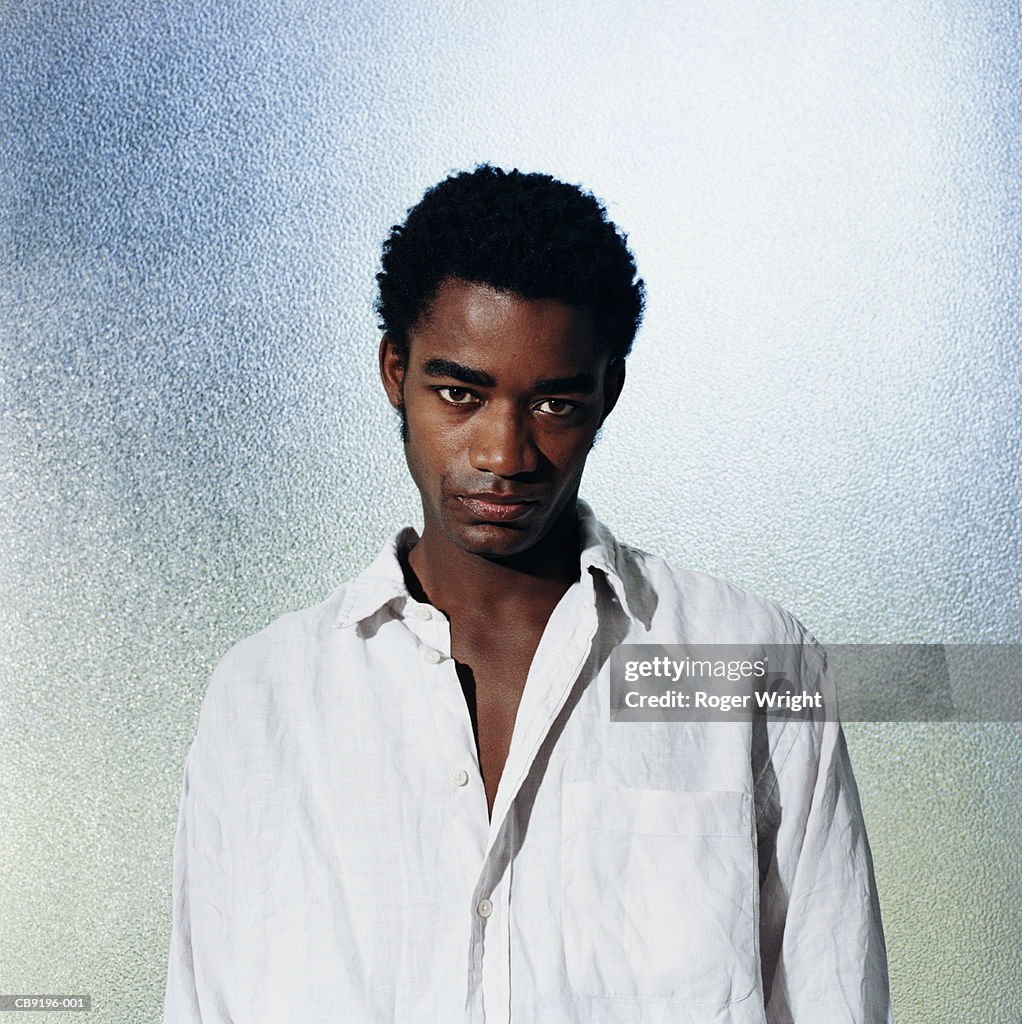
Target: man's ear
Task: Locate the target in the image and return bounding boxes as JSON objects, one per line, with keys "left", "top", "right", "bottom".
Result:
{"left": 379, "top": 334, "right": 406, "bottom": 410}
{"left": 598, "top": 357, "right": 626, "bottom": 426}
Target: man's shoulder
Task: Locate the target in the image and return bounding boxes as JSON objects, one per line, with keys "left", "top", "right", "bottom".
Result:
{"left": 615, "top": 539, "right": 819, "bottom": 647}
{"left": 201, "top": 581, "right": 355, "bottom": 706}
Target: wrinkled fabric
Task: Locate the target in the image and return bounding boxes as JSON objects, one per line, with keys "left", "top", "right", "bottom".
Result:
{"left": 164, "top": 501, "right": 892, "bottom": 1024}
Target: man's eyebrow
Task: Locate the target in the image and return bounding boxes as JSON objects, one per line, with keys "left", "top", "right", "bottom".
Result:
{"left": 422, "top": 359, "right": 495, "bottom": 387}
{"left": 421, "top": 361, "right": 597, "bottom": 395}
{"left": 532, "top": 373, "right": 597, "bottom": 395}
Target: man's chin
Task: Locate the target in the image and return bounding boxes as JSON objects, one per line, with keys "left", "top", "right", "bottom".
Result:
{"left": 446, "top": 521, "right": 541, "bottom": 560}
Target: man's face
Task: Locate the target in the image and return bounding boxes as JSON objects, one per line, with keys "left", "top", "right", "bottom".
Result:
{"left": 379, "top": 278, "right": 625, "bottom": 561}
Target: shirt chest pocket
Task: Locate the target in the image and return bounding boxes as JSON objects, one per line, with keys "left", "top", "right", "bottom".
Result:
{"left": 560, "top": 782, "right": 759, "bottom": 1008}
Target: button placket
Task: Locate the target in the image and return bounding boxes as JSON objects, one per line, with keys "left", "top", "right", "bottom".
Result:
{"left": 410, "top": 608, "right": 488, "bottom": 859}
{"left": 405, "top": 601, "right": 451, "bottom": 667}
{"left": 474, "top": 869, "right": 512, "bottom": 1024}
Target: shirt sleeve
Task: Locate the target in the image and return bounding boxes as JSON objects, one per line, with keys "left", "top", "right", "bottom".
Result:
{"left": 756, "top": 640, "right": 894, "bottom": 1024}
{"left": 163, "top": 679, "right": 232, "bottom": 1024}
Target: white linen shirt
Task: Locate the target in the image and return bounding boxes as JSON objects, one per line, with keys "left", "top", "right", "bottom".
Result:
{"left": 164, "top": 502, "right": 892, "bottom": 1024}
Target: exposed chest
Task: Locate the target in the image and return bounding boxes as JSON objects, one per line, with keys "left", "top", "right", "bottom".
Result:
{"left": 451, "top": 623, "right": 545, "bottom": 817}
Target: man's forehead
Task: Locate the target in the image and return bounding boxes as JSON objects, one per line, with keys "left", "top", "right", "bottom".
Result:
{"left": 409, "top": 278, "right": 604, "bottom": 376}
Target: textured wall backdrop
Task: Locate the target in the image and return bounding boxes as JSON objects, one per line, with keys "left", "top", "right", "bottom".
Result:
{"left": 2, "top": 2, "right": 1020, "bottom": 1021}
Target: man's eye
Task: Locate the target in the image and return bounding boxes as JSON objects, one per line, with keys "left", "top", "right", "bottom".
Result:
{"left": 437, "top": 387, "right": 477, "bottom": 406}
{"left": 535, "top": 398, "right": 577, "bottom": 416}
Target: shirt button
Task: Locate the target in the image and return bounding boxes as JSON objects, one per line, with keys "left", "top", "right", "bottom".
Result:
{"left": 422, "top": 648, "right": 442, "bottom": 665}
{"left": 476, "top": 899, "right": 493, "bottom": 919}
{"left": 407, "top": 606, "right": 431, "bottom": 621}
{"left": 450, "top": 769, "right": 470, "bottom": 787}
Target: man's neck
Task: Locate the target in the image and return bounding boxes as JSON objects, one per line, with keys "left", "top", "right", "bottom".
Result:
{"left": 404, "top": 501, "right": 582, "bottom": 624}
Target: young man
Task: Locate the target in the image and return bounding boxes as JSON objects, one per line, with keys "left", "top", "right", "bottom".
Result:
{"left": 165, "top": 166, "right": 892, "bottom": 1023}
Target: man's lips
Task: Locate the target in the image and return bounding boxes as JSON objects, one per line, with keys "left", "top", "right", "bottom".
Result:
{"left": 456, "top": 494, "right": 540, "bottom": 523}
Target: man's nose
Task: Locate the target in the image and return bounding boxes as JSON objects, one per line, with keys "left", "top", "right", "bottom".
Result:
{"left": 469, "top": 403, "right": 539, "bottom": 476}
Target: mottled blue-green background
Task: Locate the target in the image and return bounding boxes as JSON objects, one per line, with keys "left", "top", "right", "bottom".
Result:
{"left": 2, "top": 2, "right": 1020, "bottom": 1021}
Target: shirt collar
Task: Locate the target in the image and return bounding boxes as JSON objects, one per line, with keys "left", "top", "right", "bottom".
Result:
{"left": 575, "top": 499, "right": 638, "bottom": 621}
{"left": 335, "top": 499, "right": 640, "bottom": 628}
{"left": 335, "top": 525, "right": 419, "bottom": 628}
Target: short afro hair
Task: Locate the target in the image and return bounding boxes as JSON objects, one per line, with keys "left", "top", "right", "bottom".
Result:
{"left": 375, "top": 165, "right": 645, "bottom": 364}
